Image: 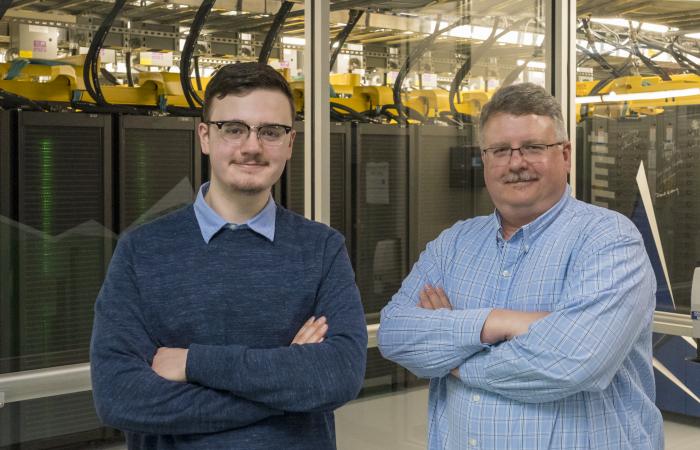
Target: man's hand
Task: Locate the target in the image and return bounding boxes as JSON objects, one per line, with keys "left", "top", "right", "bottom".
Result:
{"left": 481, "top": 309, "right": 550, "bottom": 344}
{"left": 418, "top": 285, "right": 452, "bottom": 310}
{"left": 291, "top": 316, "right": 328, "bottom": 345}
{"left": 152, "top": 347, "right": 188, "bottom": 382}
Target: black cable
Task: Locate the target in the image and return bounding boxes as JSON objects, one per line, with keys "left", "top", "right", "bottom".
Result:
{"left": 0, "top": 0, "right": 12, "bottom": 21}
{"left": 258, "top": 1, "right": 294, "bottom": 64}
{"left": 180, "top": 0, "right": 215, "bottom": 108}
{"left": 83, "top": 0, "right": 127, "bottom": 105}
{"left": 330, "top": 10, "right": 364, "bottom": 70}
{"left": 194, "top": 56, "right": 202, "bottom": 91}
{"left": 125, "top": 51, "right": 134, "bottom": 87}
{"left": 392, "top": 16, "right": 467, "bottom": 124}
{"left": 448, "top": 17, "right": 531, "bottom": 121}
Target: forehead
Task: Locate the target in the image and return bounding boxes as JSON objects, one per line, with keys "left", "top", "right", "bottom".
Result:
{"left": 481, "top": 113, "right": 556, "bottom": 145}
{"left": 208, "top": 89, "right": 293, "bottom": 124}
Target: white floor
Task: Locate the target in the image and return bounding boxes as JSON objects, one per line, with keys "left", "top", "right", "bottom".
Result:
{"left": 96, "top": 386, "right": 700, "bottom": 449}
{"left": 335, "top": 387, "right": 700, "bottom": 450}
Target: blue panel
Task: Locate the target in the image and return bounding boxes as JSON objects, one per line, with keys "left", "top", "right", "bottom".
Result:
{"left": 629, "top": 196, "right": 674, "bottom": 311}
{"left": 653, "top": 334, "right": 689, "bottom": 414}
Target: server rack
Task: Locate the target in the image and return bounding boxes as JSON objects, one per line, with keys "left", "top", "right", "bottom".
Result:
{"left": 664, "top": 106, "right": 699, "bottom": 312}
{"left": 408, "top": 124, "right": 483, "bottom": 265}
{"left": 354, "top": 123, "right": 410, "bottom": 318}
{"left": 279, "top": 121, "right": 353, "bottom": 245}
{"left": 117, "top": 115, "right": 202, "bottom": 232}
{"left": 0, "top": 110, "right": 114, "bottom": 448}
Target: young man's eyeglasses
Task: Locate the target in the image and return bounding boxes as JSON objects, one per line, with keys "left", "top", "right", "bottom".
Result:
{"left": 481, "top": 142, "right": 564, "bottom": 166}
{"left": 205, "top": 120, "right": 292, "bottom": 147}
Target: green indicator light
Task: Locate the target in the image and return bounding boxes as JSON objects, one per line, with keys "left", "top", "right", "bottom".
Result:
{"left": 39, "top": 137, "right": 54, "bottom": 275}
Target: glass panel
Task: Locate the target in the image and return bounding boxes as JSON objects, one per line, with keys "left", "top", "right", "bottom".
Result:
{"left": 574, "top": 12, "right": 699, "bottom": 315}
{"left": 575, "top": 2, "right": 700, "bottom": 422}
{"left": 323, "top": 0, "right": 549, "bottom": 396}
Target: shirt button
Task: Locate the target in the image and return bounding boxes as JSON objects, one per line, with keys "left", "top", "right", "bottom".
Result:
{"left": 502, "top": 270, "right": 510, "bottom": 277}
{"left": 468, "top": 438, "right": 478, "bottom": 447}
{"left": 472, "top": 394, "right": 480, "bottom": 402}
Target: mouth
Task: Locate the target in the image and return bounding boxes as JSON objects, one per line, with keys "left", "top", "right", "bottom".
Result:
{"left": 503, "top": 175, "right": 538, "bottom": 184}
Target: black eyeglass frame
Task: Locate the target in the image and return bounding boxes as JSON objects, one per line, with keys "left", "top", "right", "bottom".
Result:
{"left": 204, "top": 120, "right": 293, "bottom": 142}
{"left": 481, "top": 141, "right": 565, "bottom": 159}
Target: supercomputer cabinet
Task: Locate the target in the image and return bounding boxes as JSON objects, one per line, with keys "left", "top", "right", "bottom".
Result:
{"left": 354, "top": 123, "right": 410, "bottom": 317}
{"left": 117, "top": 114, "right": 201, "bottom": 232}
{"left": 279, "top": 121, "right": 352, "bottom": 245}
{"left": 408, "top": 124, "right": 487, "bottom": 266}
{"left": 0, "top": 110, "right": 115, "bottom": 448}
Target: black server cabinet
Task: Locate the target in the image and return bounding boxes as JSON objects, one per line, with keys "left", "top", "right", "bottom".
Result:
{"left": 354, "top": 123, "right": 410, "bottom": 318}
{"left": 0, "top": 110, "right": 114, "bottom": 448}
{"left": 664, "top": 106, "right": 699, "bottom": 312}
{"left": 278, "top": 121, "right": 353, "bottom": 245}
{"left": 409, "top": 125, "right": 485, "bottom": 266}
{"left": 117, "top": 115, "right": 202, "bottom": 232}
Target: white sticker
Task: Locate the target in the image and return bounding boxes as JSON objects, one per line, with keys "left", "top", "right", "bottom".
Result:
{"left": 366, "top": 162, "right": 390, "bottom": 205}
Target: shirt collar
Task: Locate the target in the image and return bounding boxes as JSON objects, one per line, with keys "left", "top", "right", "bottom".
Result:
{"left": 494, "top": 184, "right": 572, "bottom": 246}
{"left": 193, "top": 182, "right": 277, "bottom": 243}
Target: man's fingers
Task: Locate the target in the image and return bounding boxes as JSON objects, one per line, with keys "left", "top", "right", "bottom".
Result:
{"left": 419, "top": 285, "right": 453, "bottom": 310}
{"left": 435, "top": 286, "right": 452, "bottom": 309}
{"left": 419, "top": 289, "right": 433, "bottom": 309}
{"left": 292, "top": 316, "right": 328, "bottom": 345}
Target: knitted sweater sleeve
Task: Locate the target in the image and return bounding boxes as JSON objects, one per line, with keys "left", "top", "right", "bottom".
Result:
{"left": 90, "top": 235, "right": 282, "bottom": 435}
{"left": 186, "top": 231, "right": 368, "bottom": 413}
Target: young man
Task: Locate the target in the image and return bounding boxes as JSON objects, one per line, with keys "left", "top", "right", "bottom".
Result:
{"left": 90, "top": 62, "right": 367, "bottom": 449}
{"left": 378, "top": 83, "right": 663, "bottom": 449}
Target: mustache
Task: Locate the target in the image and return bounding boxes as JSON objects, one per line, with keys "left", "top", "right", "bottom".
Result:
{"left": 231, "top": 158, "right": 268, "bottom": 166}
{"left": 502, "top": 172, "right": 538, "bottom": 183}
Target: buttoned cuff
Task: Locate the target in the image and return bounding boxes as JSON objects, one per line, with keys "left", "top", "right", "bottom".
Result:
{"left": 453, "top": 308, "right": 493, "bottom": 352}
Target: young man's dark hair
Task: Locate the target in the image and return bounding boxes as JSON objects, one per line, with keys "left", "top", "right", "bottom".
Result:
{"left": 202, "top": 62, "right": 296, "bottom": 121}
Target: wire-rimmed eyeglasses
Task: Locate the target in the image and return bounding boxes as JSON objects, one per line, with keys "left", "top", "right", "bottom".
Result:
{"left": 481, "top": 142, "right": 564, "bottom": 166}
{"left": 205, "top": 120, "right": 292, "bottom": 147}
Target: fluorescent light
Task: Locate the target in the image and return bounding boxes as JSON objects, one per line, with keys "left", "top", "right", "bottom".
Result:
{"left": 281, "top": 36, "right": 306, "bottom": 46}
{"left": 686, "top": 33, "right": 700, "bottom": 39}
{"left": 576, "top": 88, "right": 700, "bottom": 104}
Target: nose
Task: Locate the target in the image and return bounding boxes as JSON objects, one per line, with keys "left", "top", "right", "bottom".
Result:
{"left": 508, "top": 147, "right": 528, "bottom": 168}
{"left": 239, "top": 129, "right": 263, "bottom": 154}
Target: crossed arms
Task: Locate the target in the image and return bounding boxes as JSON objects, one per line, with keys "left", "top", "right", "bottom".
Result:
{"left": 377, "top": 229, "right": 655, "bottom": 403}
{"left": 90, "top": 232, "right": 367, "bottom": 435}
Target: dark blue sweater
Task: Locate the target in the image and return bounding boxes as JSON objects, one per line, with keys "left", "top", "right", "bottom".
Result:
{"left": 90, "top": 205, "right": 367, "bottom": 449}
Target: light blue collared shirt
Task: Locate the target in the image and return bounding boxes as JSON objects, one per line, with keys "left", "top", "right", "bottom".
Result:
{"left": 378, "top": 185, "right": 663, "bottom": 450}
{"left": 193, "top": 182, "right": 276, "bottom": 243}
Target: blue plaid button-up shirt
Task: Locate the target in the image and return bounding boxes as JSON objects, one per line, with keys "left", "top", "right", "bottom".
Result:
{"left": 378, "top": 187, "right": 663, "bottom": 449}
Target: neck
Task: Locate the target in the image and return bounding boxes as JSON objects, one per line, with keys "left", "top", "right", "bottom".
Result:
{"left": 205, "top": 181, "right": 270, "bottom": 224}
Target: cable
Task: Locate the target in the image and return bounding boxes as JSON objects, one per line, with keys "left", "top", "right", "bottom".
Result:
{"left": 258, "top": 1, "right": 294, "bottom": 64}
{"left": 83, "top": 0, "right": 127, "bottom": 105}
{"left": 391, "top": 16, "right": 467, "bottom": 124}
{"left": 330, "top": 10, "right": 364, "bottom": 70}
{"left": 180, "top": 0, "right": 215, "bottom": 108}
{"left": 448, "top": 17, "right": 531, "bottom": 121}
{"left": 125, "top": 51, "right": 134, "bottom": 87}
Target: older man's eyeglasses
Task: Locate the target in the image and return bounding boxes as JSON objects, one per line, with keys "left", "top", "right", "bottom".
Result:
{"left": 481, "top": 142, "right": 564, "bottom": 166}
{"left": 205, "top": 120, "right": 292, "bottom": 147}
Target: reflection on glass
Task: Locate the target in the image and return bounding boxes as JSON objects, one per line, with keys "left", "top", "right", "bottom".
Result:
{"left": 575, "top": 18, "right": 700, "bottom": 315}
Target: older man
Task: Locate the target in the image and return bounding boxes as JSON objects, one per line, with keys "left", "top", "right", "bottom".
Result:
{"left": 378, "top": 82, "right": 663, "bottom": 450}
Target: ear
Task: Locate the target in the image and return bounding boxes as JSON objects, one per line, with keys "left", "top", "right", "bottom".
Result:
{"left": 286, "top": 129, "right": 296, "bottom": 161}
{"left": 198, "top": 122, "right": 211, "bottom": 156}
{"left": 562, "top": 140, "right": 572, "bottom": 172}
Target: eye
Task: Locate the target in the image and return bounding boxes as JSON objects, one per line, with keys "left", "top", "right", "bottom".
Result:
{"left": 491, "top": 147, "right": 510, "bottom": 157}
{"left": 222, "top": 123, "right": 247, "bottom": 135}
{"left": 523, "top": 144, "right": 546, "bottom": 153}
{"left": 259, "top": 126, "right": 285, "bottom": 140}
